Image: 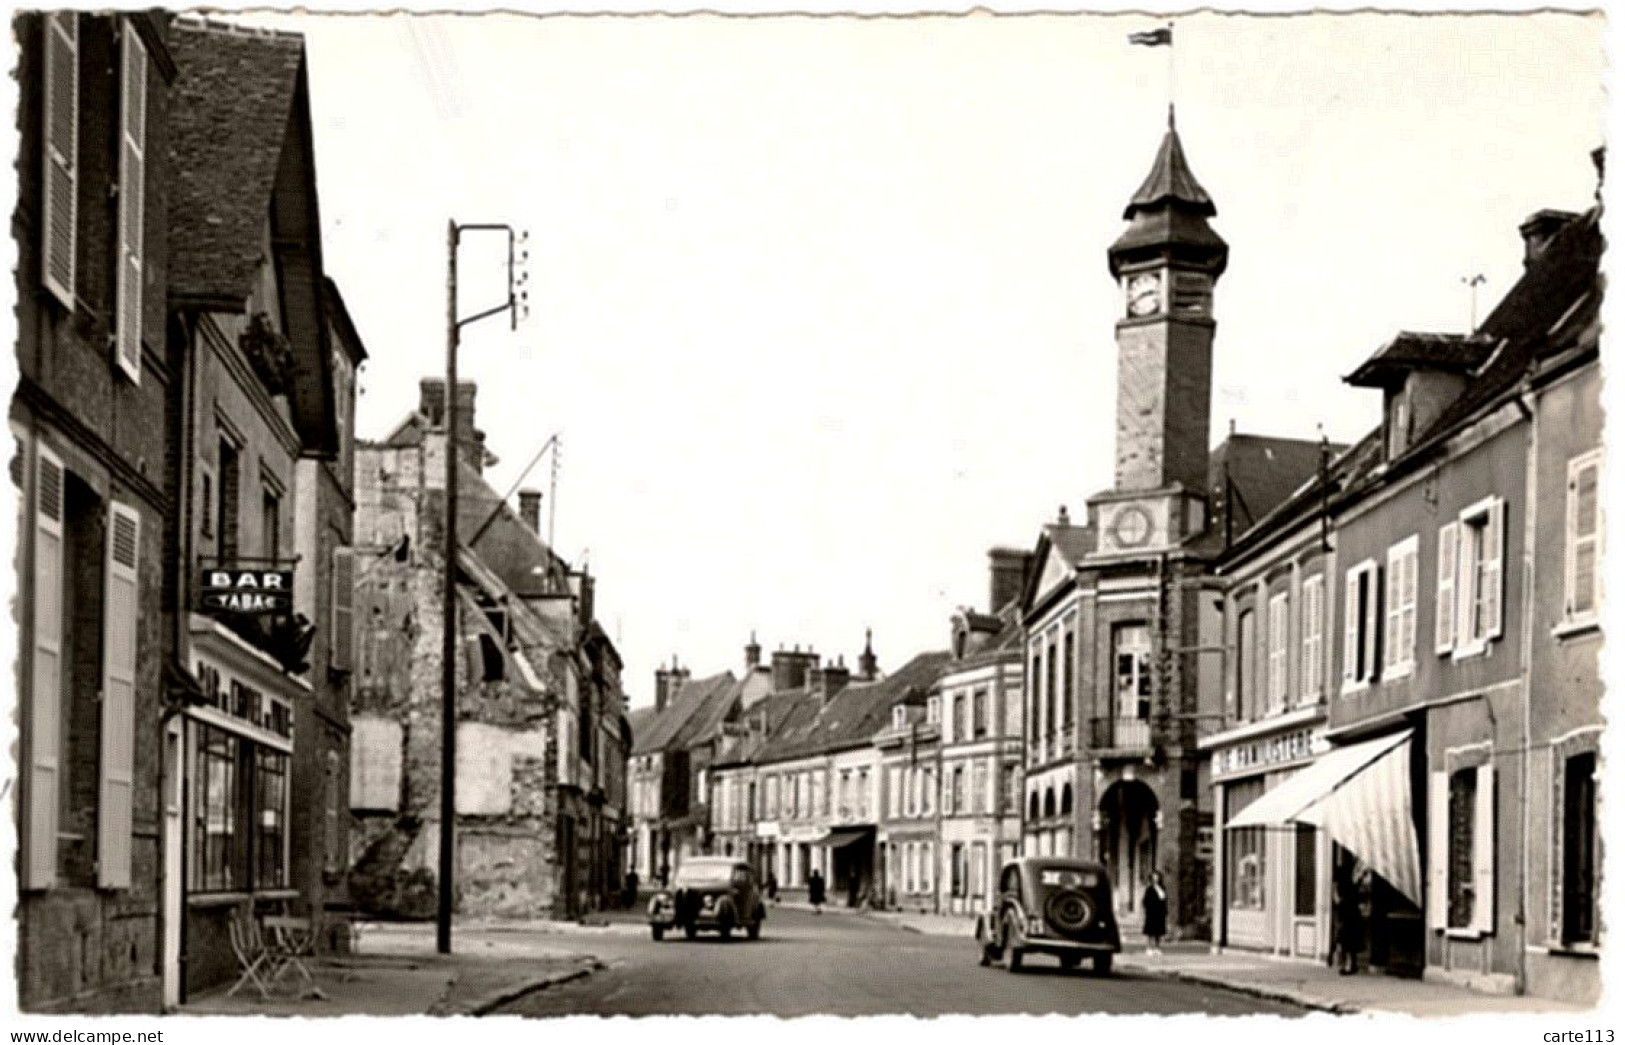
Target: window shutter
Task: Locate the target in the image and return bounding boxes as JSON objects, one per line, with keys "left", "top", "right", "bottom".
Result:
{"left": 114, "top": 25, "right": 147, "bottom": 382}
{"left": 1383, "top": 549, "right": 1402, "bottom": 671}
{"left": 1342, "top": 569, "right": 1359, "bottom": 686}
{"left": 1566, "top": 455, "right": 1601, "bottom": 619}
{"left": 1436, "top": 522, "right": 1458, "bottom": 654}
{"left": 1473, "top": 763, "right": 1497, "bottom": 934}
{"left": 1401, "top": 546, "right": 1418, "bottom": 663}
{"left": 25, "top": 443, "right": 66, "bottom": 890}
{"left": 41, "top": 12, "right": 78, "bottom": 308}
{"left": 1484, "top": 500, "right": 1506, "bottom": 642}
{"left": 1428, "top": 771, "right": 1449, "bottom": 930}
{"left": 98, "top": 502, "right": 139, "bottom": 888}
{"left": 331, "top": 546, "right": 355, "bottom": 671}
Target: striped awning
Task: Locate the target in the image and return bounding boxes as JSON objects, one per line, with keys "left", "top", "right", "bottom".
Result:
{"left": 1227, "top": 729, "right": 1420, "bottom": 905}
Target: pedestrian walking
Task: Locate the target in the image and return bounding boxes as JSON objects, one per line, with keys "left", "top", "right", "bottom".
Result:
{"left": 765, "top": 869, "right": 779, "bottom": 902}
{"left": 808, "top": 868, "right": 826, "bottom": 914}
{"left": 1141, "top": 870, "right": 1168, "bottom": 955}
{"left": 624, "top": 869, "right": 639, "bottom": 908}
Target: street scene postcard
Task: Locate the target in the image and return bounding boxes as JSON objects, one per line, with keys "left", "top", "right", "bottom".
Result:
{"left": 2, "top": 1, "right": 1618, "bottom": 1039}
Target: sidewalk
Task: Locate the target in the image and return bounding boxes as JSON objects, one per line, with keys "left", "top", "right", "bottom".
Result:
{"left": 868, "top": 911, "right": 1593, "bottom": 1016}
{"left": 1116, "top": 950, "right": 1593, "bottom": 1017}
{"left": 181, "top": 922, "right": 599, "bottom": 1017}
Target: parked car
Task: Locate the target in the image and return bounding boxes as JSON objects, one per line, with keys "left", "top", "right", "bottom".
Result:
{"left": 648, "top": 857, "right": 765, "bottom": 941}
{"left": 975, "top": 857, "right": 1120, "bottom": 974}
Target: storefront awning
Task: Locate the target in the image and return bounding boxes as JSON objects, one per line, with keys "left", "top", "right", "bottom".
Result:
{"left": 817, "top": 827, "right": 873, "bottom": 850}
{"left": 1227, "top": 729, "right": 1420, "bottom": 905}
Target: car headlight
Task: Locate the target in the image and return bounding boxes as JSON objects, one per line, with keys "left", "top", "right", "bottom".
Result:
{"left": 703, "top": 895, "right": 716, "bottom": 909}
{"left": 1028, "top": 916, "right": 1044, "bottom": 936}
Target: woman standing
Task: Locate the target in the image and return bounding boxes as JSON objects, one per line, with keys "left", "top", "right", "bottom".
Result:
{"left": 1141, "top": 870, "right": 1169, "bottom": 956}
{"left": 808, "top": 868, "right": 826, "bottom": 914}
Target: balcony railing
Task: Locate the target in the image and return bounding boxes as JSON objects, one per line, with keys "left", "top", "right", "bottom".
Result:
{"left": 1090, "top": 716, "right": 1152, "bottom": 752}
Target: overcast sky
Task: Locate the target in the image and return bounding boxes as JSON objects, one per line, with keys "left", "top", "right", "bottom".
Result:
{"left": 243, "top": 8, "right": 1604, "bottom": 708}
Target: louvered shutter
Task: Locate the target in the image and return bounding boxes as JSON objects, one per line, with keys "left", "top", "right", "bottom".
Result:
{"left": 114, "top": 25, "right": 147, "bottom": 382}
{"left": 331, "top": 546, "right": 355, "bottom": 671}
{"left": 1401, "top": 546, "right": 1418, "bottom": 662}
{"left": 1383, "top": 548, "right": 1401, "bottom": 672}
{"left": 25, "top": 444, "right": 66, "bottom": 889}
{"left": 1427, "top": 771, "right": 1448, "bottom": 930}
{"left": 1472, "top": 763, "right": 1497, "bottom": 934}
{"left": 1483, "top": 500, "right": 1505, "bottom": 643}
{"left": 98, "top": 502, "right": 140, "bottom": 888}
{"left": 41, "top": 12, "right": 78, "bottom": 307}
{"left": 1342, "top": 569, "right": 1359, "bottom": 687}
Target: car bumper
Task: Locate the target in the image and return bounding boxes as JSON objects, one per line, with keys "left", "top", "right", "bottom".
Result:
{"left": 648, "top": 909, "right": 677, "bottom": 928}
{"left": 1011, "top": 932, "right": 1119, "bottom": 956}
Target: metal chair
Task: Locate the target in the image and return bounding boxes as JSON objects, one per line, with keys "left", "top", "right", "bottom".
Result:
{"left": 262, "top": 915, "right": 323, "bottom": 999}
{"left": 226, "top": 907, "right": 273, "bottom": 999}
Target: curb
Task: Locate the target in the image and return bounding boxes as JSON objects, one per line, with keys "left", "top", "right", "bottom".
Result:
{"left": 1118, "top": 962, "right": 1352, "bottom": 1015}
{"left": 464, "top": 959, "right": 604, "bottom": 1016}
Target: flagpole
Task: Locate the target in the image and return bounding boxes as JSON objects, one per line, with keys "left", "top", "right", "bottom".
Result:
{"left": 1167, "top": 20, "right": 1176, "bottom": 120}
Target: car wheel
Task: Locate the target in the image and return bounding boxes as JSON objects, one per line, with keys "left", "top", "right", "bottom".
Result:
{"left": 684, "top": 923, "right": 698, "bottom": 940}
{"left": 746, "top": 919, "right": 761, "bottom": 940}
{"left": 1092, "top": 953, "right": 1113, "bottom": 976}
{"left": 1060, "top": 955, "right": 1082, "bottom": 971}
{"left": 651, "top": 925, "right": 664, "bottom": 941}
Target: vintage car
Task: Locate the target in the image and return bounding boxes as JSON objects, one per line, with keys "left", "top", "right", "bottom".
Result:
{"left": 648, "top": 857, "right": 765, "bottom": 941}
{"left": 975, "top": 857, "right": 1120, "bottom": 974}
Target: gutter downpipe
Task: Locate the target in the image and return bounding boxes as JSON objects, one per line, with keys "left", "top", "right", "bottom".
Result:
{"left": 1515, "top": 379, "right": 1538, "bottom": 996}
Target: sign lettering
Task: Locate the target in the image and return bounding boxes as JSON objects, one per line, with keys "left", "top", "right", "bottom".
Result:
{"left": 199, "top": 568, "right": 295, "bottom": 615}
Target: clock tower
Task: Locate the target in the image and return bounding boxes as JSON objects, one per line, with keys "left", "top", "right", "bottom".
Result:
{"left": 1095, "top": 108, "right": 1229, "bottom": 553}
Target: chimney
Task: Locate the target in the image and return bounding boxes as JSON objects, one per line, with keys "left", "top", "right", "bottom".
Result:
{"left": 1520, "top": 210, "right": 1579, "bottom": 266}
{"left": 518, "top": 489, "right": 543, "bottom": 534}
{"left": 988, "top": 547, "right": 1034, "bottom": 613}
{"left": 819, "top": 661, "right": 851, "bottom": 704}
{"left": 419, "top": 378, "right": 483, "bottom": 473}
{"left": 858, "top": 629, "right": 878, "bottom": 680}
{"left": 654, "top": 657, "right": 689, "bottom": 712}
{"left": 744, "top": 631, "right": 761, "bottom": 673}
{"left": 771, "top": 648, "right": 816, "bottom": 691}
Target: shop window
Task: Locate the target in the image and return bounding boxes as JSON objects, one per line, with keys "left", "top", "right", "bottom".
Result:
{"left": 255, "top": 747, "right": 288, "bottom": 889}
{"left": 1561, "top": 751, "right": 1599, "bottom": 946}
{"left": 1226, "top": 778, "right": 1266, "bottom": 910}
{"left": 192, "top": 725, "right": 239, "bottom": 891}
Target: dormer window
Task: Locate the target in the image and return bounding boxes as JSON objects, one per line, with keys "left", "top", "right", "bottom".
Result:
{"left": 926, "top": 697, "right": 941, "bottom": 724}
{"left": 891, "top": 705, "right": 907, "bottom": 730}
{"left": 1387, "top": 386, "right": 1412, "bottom": 460}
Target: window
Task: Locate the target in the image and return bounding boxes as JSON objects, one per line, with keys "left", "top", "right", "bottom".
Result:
{"left": 1060, "top": 782, "right": 1073, "bottom": 815}
{"left": 1430, "top": 761, "right": 1495, "bottom": 933}
{"left": 973, "top": 688, "right": 988, "bottom": 738}
{"left": 1565, "top": 451, "right": 1602, "bottom": 625}
{"left": 857, "top": 768, "right": 869, "bottom": 818}
{"left": 41, "top": 12, "right": 78, "bottom": 308}
{"left": 1446, "top": 769, "right": 1477, "bottom": 930}
{"left": 1004, "top": 680, "right": 1021, "bottom": 737}
{"left": 923, "top": 767, "right": 936, "bottom": 815}
{"left": 971, "top": 761, "right": 988, "bottom": 814}
{"left": 1113, "top": 624, "right": 1152, "bottom": 721}
{"left": 217, "top": 437, "right": 240, "bottom": 559}
{"left": 1002, "top": 764, "right": 1018, "bottom": 813}
{"left": 1028, "top": 791, "right": 1039, "bottom": 821}
{"left": 1300, "top": 574, "right": 1325, "bottom": 703}
{"left": 972, "top": 842, "right": 988, "bottom": 899}
{"left": 192, "top": 724, "right": 239, "bottom": 892}
{"left": 255, "top": 746, "right": 289, "bottom": 889}
{"left": 1061, "top": 631, "right": 1074, "bottom": 727}
{"left": 114, "top": 23, "right": 148, "bottom": 382}
{"left": 1342, "top": 561, "right": 1379, "bottom": 690}
{"left": 926, "top": 697, "right": 940, "bottom": 725}
{"left": 1225, "top": 778, "right": 1265, "bottom": 910}
{"left": 1449, "top": 497, "right": 1506, "bottom": 655}
{"left": 888, "top": 766, "right": 901, "bottom": 818}
{"left": 1045, "top": 640, "right": 1057, "bottom": 735}
{"left": 1029, "top": 650, "right": 1041, "bottom": 742}
{"left": 1236, "top": 609, "right": 1257, "bottom": 717}
{"left": 952, "top": 692, "right": 966, "bottom": 744}
{"left": 1560, "top": 751, "right": 1599, "bottom": 946}
{"left": 949, "top": 765, "right": 963, "bottom": 814}
{"left": 1266, "top": 592, "right": 1289, "bottom": 713}
{"left": 261, "top": 483, "right": 281, "bottom": 562}
{"left": 1383, "top": 536, "right": 1419, "bottom": 678}
{"left": 891, "top": 705, "right": 906, "bottom": 730}
{"left": 950, "top": 843, "right": 966, "bottom": 898}
{"left": 905, "top": 843, "right": 916, "bottom": 893}
{"left": 1294, "top": 823, "right": 1317, "bottom": 918}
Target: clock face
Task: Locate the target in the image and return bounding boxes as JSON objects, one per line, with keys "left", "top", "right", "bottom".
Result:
{"left": 1112, "top": 504, "right": 1153, "bottom": 548}
{"left": 1126, "top": 271, "right": 1162, "bottom": 317}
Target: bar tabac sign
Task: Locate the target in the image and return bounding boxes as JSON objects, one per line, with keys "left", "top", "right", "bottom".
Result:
{"left": 200, "top": 568, "right": 294, "bottom": 614}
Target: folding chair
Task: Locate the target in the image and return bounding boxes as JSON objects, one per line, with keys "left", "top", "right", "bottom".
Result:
{"left": 226, "top": 908, "right": 273, "bottom": 999}
{"left": 263, "top": 915, "right": 324, "bottom": 999}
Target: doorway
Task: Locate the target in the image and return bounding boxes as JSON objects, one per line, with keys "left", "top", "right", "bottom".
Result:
{"left": 1098, "top": 779, "right": 1159, "bottom": 914}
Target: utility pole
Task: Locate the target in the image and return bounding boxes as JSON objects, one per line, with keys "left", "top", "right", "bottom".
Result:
{"left": 439, "top": 220, "right": 529, "bottom": 955}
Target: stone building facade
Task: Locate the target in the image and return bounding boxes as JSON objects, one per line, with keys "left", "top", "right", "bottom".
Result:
{"left": 14, "top": 11, "right": 178, "bottom": 1013}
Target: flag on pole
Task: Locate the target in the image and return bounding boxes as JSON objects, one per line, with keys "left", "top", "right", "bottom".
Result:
{"left": 1128, "top": 26, "right": 1173, "bottom": 47}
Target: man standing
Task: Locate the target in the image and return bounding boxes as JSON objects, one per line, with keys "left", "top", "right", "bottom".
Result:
{"left": 808, "top": 868, "right": 826, "bottom": 914}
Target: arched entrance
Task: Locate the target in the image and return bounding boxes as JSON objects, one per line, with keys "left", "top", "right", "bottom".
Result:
{"left": 1097, "top": 779, "right": 1159, "bottom": 915}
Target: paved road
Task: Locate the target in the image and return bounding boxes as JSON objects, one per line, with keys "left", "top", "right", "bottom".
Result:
{"left": 490, "top": 907, "right": 1302, "bottom": 1017}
